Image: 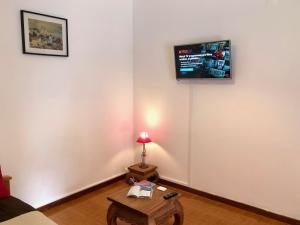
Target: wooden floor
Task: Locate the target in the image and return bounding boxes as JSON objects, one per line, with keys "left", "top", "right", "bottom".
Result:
{"left": 44, "top": 180, "right": 288, "bottom": 225}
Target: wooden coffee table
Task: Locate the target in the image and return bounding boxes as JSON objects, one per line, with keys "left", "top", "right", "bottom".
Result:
{"left": 107, "top": 186, "right": 183, "bottom": 225}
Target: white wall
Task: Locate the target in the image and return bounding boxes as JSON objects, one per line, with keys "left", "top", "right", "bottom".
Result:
{"left": 134, "top": 0, "right": 300, "bottom": 220}
{"left": 1, "top": 0, "right": 300, "bottom": 219}
{"left": 0, "top": 0, "right": 134, "bottom": 207}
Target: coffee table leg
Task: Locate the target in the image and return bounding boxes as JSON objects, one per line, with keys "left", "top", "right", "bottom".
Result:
{"left": 107, "top": 203, "right": 118, "bottom": 225}
{"left": 148, "top": 217, "right": 156, "bottom": 225}
{"left": 173, "top": 200, "right": 184, "bottom": 225}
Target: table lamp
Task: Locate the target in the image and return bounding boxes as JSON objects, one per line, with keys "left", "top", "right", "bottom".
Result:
{"left": 136, "top": 131, "right": 152, "bottom": 169}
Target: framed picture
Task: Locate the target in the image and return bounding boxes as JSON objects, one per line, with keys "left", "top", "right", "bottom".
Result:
{"left": 20, "top": 10, "right": 69, "bottom": 57}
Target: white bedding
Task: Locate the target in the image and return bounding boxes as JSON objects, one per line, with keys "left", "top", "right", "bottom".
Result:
{"left": 0, "top": 211, "right": 57, "bottom": 225}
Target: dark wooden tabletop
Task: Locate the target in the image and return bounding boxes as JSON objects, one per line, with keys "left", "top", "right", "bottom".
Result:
{"left": 107, "top": 186, "right": 180, "bottom": 216}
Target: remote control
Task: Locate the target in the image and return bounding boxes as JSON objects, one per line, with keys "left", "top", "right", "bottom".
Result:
{"left": 163, "top": 192, "right": 178, "bottom": 200}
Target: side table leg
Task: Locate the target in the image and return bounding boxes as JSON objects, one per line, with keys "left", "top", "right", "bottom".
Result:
{"left": 173, "top": 200, "right": 184, "bottom": 225}
{"left": 152, "top": 171, "right": 160, "bottom": 183}
{"left": 107, "top": 203, "right": 118, "bottom": 225}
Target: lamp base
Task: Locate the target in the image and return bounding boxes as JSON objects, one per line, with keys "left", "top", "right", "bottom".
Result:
{"left": 139, "top": 163, "right": 148, "bottom": 169}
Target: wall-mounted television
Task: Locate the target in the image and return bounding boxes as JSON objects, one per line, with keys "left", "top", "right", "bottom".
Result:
{"left": 174, "top": 40, "right": 231, "bottom": 79}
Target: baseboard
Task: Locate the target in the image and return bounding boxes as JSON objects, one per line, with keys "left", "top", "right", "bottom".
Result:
{"left": 38, "top": 173, "right": 126, "bottom": 211}
{"left": 159, "top": 179, "right": 300, "bottom": 225}
{"left": 159, "top": 175, "right": 189, "bottom": 186}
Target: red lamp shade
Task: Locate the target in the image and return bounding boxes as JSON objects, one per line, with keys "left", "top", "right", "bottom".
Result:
{"left": 136, "top": 132, "right": 151, "bottom": 143}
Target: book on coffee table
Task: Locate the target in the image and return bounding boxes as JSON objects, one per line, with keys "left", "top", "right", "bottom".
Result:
{"left": 134, "top": 180, "right": 156, "bottom": 191}
{"left": 127, "top": 185, "right": 153, "bottom": 198}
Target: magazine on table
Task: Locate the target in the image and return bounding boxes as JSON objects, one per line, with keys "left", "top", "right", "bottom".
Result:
{"left": 135, "top": 180, "right": 156, "bottom": 190}
{"left": 127, "top": 180, "right": 155, "bottom": 198}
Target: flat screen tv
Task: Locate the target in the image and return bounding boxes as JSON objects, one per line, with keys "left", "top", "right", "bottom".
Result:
{"left": 174, "top": 40, "right": 231, "bottom": 79}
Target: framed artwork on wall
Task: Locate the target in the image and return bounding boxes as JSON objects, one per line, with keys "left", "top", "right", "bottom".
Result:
{"left": 20, "top": 10, "right": 69, "bottom": 57}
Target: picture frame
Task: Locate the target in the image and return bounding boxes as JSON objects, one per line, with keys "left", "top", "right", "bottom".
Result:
{"left": 20, "top": 10, "right": 69, "bottom": 57}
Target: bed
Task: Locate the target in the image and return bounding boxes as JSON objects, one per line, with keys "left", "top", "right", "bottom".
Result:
{"left": 0, "top": 176, "right": 57, "bottom": 225}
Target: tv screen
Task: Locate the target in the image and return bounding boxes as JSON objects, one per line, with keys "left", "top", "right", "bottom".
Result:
{"left": 174, "top": 40, "right": 231, "bottom": 79}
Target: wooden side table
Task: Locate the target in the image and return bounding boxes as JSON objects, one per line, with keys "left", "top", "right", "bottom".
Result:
{"left": 107, "top": 187, "right": 183, "bottom": 225}
{"left": 126, "top": 164, "right": 159, "bottom": 184}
